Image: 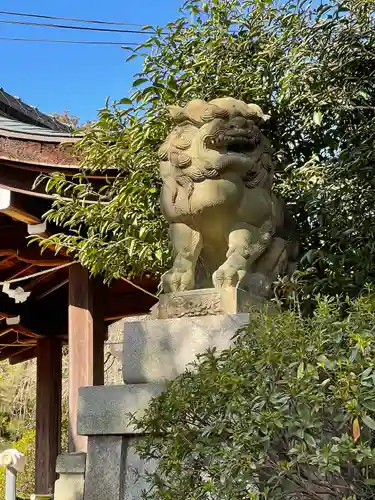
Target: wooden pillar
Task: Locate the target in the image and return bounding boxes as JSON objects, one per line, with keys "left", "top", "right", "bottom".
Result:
{"left": 68, "top": 264, "right": 104, "bottom": 452}
{"left": 35, "top": 337, "right": 62, "bottom": 494}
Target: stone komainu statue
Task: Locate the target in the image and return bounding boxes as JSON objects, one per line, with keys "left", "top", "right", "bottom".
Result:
{"left": 159, "top": 97, "right": 298, "bottom": 297}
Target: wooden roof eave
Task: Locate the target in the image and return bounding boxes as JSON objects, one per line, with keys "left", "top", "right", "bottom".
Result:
{"left": 0, "top": 157, "right": 117, "bottom": 179}
{"left": 0, "top": 128, "right": 80, "bottom": 143}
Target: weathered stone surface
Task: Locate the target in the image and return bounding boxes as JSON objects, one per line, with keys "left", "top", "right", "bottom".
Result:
{"left": 122, "top": 438, "right": 157, "bottom": 500}
{"left": 84, "top": 436, "right": 125, "bottom": 500}
{"left": 78, "top": 384, "right": 166, "bottom": 436}
{"left": 155, "top": 287, "right": 265, "bottom": 319}
{"left": 106, "top": 315, "right": 152, "bottom": 385}
{"left": 82, "top": 436, "right": 157, "bottom": 500}
{"left": 56, "top": 452, "right": 86, "bottom": 474}
{"left": 122, "top": 313, "right": 249, "bottom": 383}
{"left": 159, "top": 97, "right": 298, "bottom": 295}
{"left": 54, "top": 474, "right": 85, "bottom": 500}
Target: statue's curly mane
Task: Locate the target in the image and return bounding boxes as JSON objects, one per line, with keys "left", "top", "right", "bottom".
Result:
{"left": 158, "top": 98, "right": 274, "bottom": 199}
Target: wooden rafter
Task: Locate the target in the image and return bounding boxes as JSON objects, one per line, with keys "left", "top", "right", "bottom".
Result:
{"left": 9, "top": 346, "right": 37, "bottom": 365}
{"left": 0, "top": 327, "right": 13, "bottom": 338}
{"left": 0, "top": 254, "right": 15, "bottom": 270}
{"left": 0, "top": 189, "right": 44, "bottom": 225}
{"left": 23, "top": 266, "right": 65, "bottom": 292}
{"left": 7, "top": 263, "right": 35, "bottom": 281}
{"left": 17, "top": 248, "right": 71, "bottom": 267}
{"left": 36, "top": 278, "right": 69, "bottom": 300}
{"left": 16, "top": 325, "right": 44, "bottom": 339}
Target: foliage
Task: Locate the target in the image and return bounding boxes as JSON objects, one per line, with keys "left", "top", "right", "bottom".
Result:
{"left": 134, "top": 290, "right": 375, "bottom": 499}
{"left": 0, "top": 361, "right": 36, "bottom": 448}
{"left": 50, "top": 110, "right": 80, "bottom": 129}
{"left": 0, "top": 429, "right": 36, "bottom": 499}
{"left": 36, "top": 0, "right": 375, "bottom": 295}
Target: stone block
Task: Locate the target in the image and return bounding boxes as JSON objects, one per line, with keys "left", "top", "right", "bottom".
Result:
{"left": 155, "top": 287, "right": 265, "bottom": 319}
{"left": 78, "top": 384, "right": 166, "bottom": 436}
{"left": 122, "top": 437, "right": 157, "bottom": 500}
{"left": 83, "top": 436, "right": 157, "bottom": 500}
{"left": 84, "top": 436, "right": 125, "bottom": 500}
{"left": 56, "top": 452, "right": 86, "bottom": 474}
{"left": 54, "top": 453, "right": 86, "bottom": 500}
{"left": 122, "top": 313, "right": 249, "bottom": 383}
{"left": 54, "top": 474, "right": 85, "bottom": 500}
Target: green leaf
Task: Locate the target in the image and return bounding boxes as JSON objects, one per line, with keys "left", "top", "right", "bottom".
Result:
{"left": 304, "top": 432, "right": 316, "bottom": 448}
{"left": 362, "top": 415, "right": 375, "bottom": 431}
{"left": 363, "top": 399, "right": 375, "bottom": 411}
{"left": 133, "top": 78, "right": 148, "bottom": 87}
{"left": 119, "top": 98, "right": 133, "bottom": 105}
{"left": 297, "top": 362, "right": 304, "bottom": 379}
{"left": 313, "top": 110, "right": 323, "bottom": 126}
{"left": 125, "top": 53, "right": 138, "bottom": 62}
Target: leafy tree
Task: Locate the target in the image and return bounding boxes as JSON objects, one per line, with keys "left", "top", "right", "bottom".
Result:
{"left": 50, "top": 110, "right": 80, "bottom": 129}
{"left": 133, "top": 290, "right": 375, "bottom": 499}
{"left": 36, "top": 0, "right": 375, "bottom": 295}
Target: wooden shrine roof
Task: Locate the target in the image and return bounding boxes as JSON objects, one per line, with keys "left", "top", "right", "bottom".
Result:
{"left": 0, "top": 116, "right": 157, "bottom": 364}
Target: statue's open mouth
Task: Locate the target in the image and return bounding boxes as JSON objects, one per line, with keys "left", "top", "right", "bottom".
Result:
{"left": 206, "top": 130, "right": 260, "bottom": 155}
{"left": 227, "top": 141, "right": 253, "bottom": 154}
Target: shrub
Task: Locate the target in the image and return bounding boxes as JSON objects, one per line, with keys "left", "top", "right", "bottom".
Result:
{"left": 134, "top": 291, "right": 375, "bottom": 499}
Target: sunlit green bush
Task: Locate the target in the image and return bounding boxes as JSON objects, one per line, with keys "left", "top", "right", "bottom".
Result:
{"left": 135, "top": 291, "right": 375, "bottom": 499}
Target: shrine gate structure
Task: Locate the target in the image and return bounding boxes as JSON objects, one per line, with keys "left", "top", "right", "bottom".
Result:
{"left": 0, "top": 88, "right": 157, "bottom": 494}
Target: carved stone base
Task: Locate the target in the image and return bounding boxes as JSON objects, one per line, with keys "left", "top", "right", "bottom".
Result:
{"left": 152, "top": 287, "right": 267, "bottom": 319}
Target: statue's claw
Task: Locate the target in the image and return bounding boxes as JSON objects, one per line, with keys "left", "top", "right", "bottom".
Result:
{"left": 212, "top": 265, "right": 247, "bottom": 289}
{"left": 162, "top": 268, "right": 195, "bottom": 293}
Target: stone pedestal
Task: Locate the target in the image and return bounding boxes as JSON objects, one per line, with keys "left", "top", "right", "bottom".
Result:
{"left": 78, "top": 385, "right": 161, "bottom": 500}
{"left": 121, "top": 313, "right": 249, "bottom": 383}
{"left": 54, "top": 453, "right": 86, "bottom": 500}
{"left": 76, "top": 288, "right": 263, "bottom": 500}
{"left": 153, "top": 287, "right": 265, "bottom": 319}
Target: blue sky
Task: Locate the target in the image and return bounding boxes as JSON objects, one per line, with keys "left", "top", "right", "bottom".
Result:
{"left": 1, "top": 1, "right": 182, "bottom": 122}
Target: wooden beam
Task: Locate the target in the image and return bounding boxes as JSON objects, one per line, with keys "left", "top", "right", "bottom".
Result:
{"left": 0, "top": 347, "right": 18, "bottom": 362}
{"left": 35, "top": 338, "right": 62, "bottom": 494}
{"left": 36, "top": 278, "right": 69, "bottom": 300}
{"left": 0, "top": 328, "right": 13, "bottom": 337}
{"left": 7, "top": 263, "right": 35, "bottom": 281}
{"left": 16, "top": 325, "right": 44, "bottom": 339}
{"left": 0, "top": 311, "right": 17, "bottom": 318}
{"left": 23, "top": 266, "right": 65, "bottom": 292}
{"left": 0, "top": 332, "right": 26, "bottom": 361}
{"left": 0, "top": 162, "right": 109, "bottom": 201}
{"left": 0, "top": 249, "right": 15, "bottom": 257}
{"left": 68, "top": 264, "right": 104, "bottom": 452}
{"left": 0, "top": 188, "right": 44, "bottom": 224}
{"left": 17, "top": 247, "right": 72, "bottom": 267}
{"left": 103, "top": 292, "right": 156, "bottom": 321}
{"left": 9, "top": 346, "right": 37, "bottom": 364}
{"left": 0, "top": 255, "right": 16, "bottom": 270}
{"left": 0, "top": 162, "right": 54, "bottom": 200}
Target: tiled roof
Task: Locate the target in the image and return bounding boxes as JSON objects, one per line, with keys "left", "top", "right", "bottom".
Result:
{"left": 0, "top": 88, "right": 71, "bottom": 133}
{"left": 0, "top": 116, "right": 74, "bottom": 138}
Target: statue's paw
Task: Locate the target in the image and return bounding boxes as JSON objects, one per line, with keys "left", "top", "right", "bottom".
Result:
{"left": 162, "top": 269, "right": 195, "bottom": 293}
{"left": 212, "top": 266, "right": 247, "bottom": 289}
